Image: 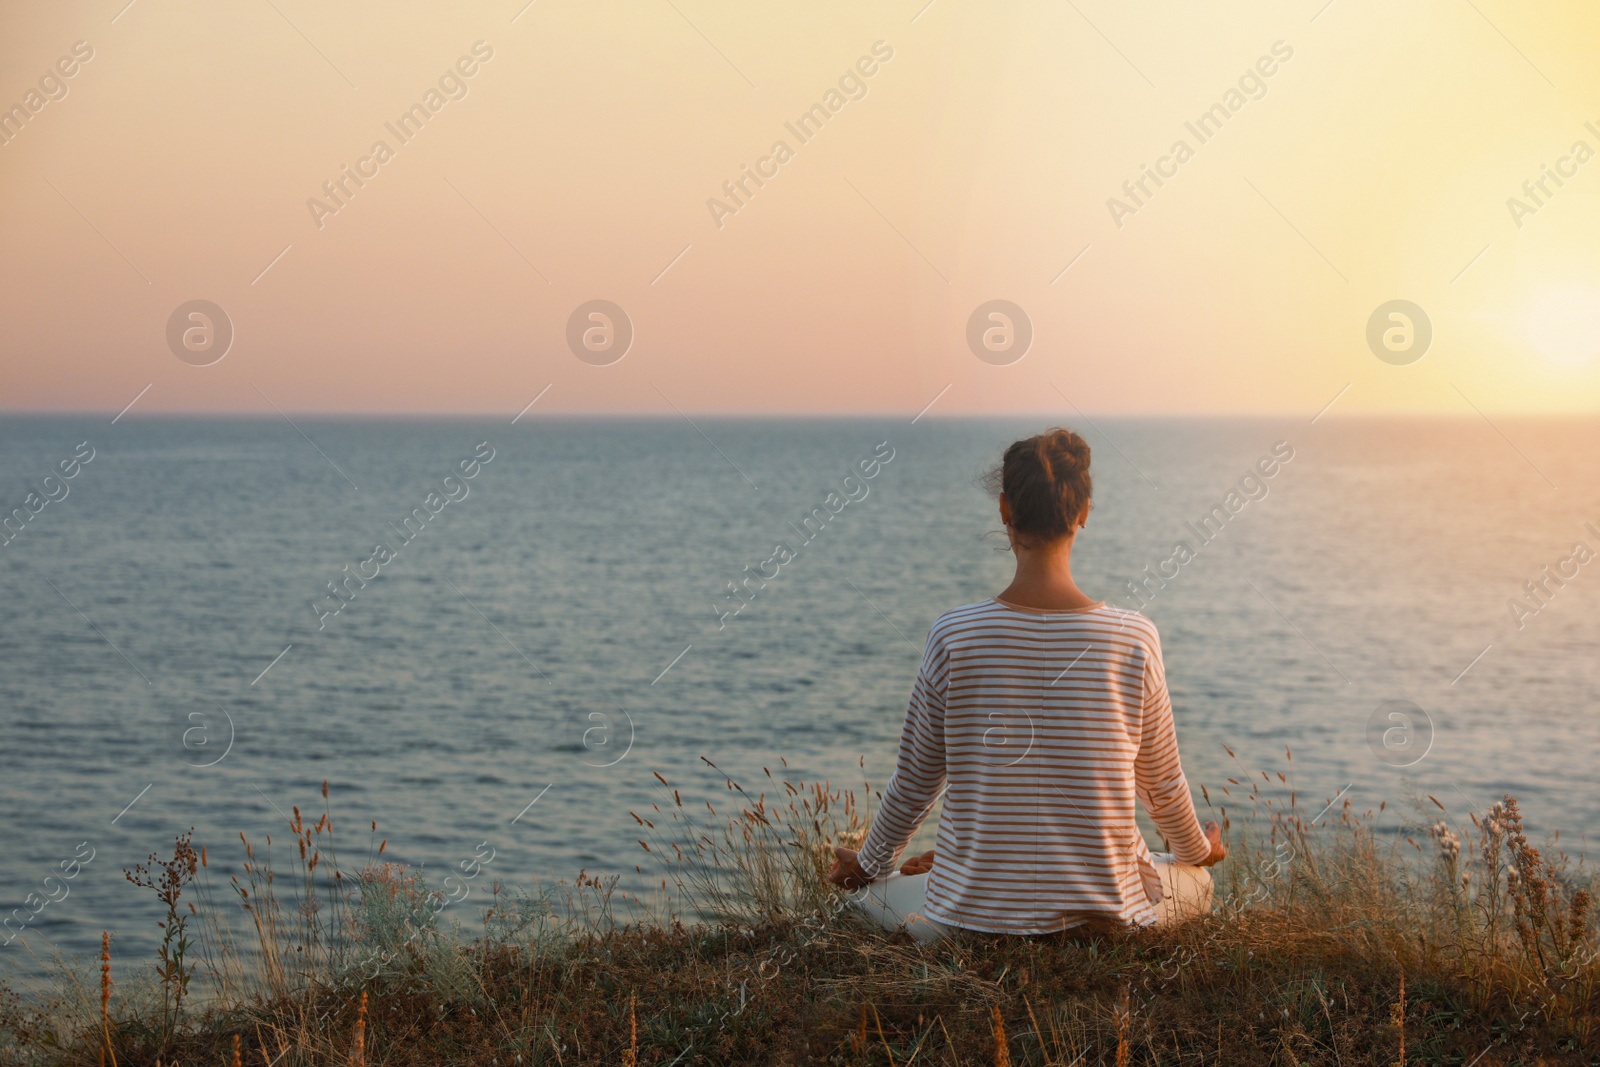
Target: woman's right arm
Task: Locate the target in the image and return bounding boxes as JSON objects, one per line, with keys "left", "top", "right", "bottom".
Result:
{"left": 1133, "top": 629, "right": 1218, "bottom": 867}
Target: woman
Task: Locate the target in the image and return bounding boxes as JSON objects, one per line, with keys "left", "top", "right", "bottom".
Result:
{"left": 828, "top": 428, "right": 1225, "bottom": 942}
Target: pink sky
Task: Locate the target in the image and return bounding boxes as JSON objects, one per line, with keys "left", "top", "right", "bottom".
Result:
{"left": 3, "top": 0, "right": 1599, "bottom": 415}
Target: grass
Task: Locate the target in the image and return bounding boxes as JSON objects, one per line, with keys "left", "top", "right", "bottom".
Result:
{"left": 1, "top": 754, "right": 1596, "bottom": 1066}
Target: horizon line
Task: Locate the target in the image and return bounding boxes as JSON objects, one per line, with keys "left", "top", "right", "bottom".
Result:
{"left": 5, "top": 408, "right": 1598, "bottom": 421}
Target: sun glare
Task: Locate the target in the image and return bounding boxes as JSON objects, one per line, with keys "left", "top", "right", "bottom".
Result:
{"left": 1527, "top": 286, "right": 1600, "bottom": 368}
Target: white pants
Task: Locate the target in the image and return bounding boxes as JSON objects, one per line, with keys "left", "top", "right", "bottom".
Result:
{"left": 850, "top": 853, "right": 1214, "bottom": 943}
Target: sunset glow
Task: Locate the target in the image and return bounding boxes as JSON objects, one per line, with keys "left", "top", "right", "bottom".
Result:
{"left": 2, "top": 0, "right": 1598, "bottom": 415}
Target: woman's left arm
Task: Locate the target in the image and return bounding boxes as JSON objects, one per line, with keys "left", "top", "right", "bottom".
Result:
{"left": 845, "top": 635, "right": 950, "bottom": 883}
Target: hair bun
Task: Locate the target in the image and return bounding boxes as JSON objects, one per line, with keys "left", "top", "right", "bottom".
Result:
{"left": 1045, "top": 431, "right": 1090, "bottom": 471}
{"left": 986, "top": 427, "right": 1093, "bottom": 546}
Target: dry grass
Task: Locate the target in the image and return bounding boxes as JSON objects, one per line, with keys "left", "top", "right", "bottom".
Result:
{"left": 2, "top": 761, "right": 1597, "bottom": 1066}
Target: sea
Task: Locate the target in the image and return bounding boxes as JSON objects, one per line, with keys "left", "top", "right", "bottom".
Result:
{"left": 2, "top": 415, "right": 1598, "bottom": 967}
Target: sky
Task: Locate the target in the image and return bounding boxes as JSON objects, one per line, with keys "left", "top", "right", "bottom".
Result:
{"left": 1, "top": 0, "right": 1599, "bottom": 416}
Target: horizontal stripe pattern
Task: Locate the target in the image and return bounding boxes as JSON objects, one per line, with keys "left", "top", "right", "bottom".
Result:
{"left": 856, "top": 598, "right": 1211, "bottom": 934}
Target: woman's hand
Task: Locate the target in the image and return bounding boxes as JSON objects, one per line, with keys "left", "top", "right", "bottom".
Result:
{"left": 827, "top": 846, "right": 872, "bottom": 890}
{"left": 1197, "top": 821, "right": 1227, "bottom": 867}
{"left": 900, "top": 849, "right": 935, "bottom": 876}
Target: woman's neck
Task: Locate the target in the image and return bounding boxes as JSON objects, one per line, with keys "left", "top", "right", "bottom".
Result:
{"left": 996, "top": 539, "right": 1100, "bottom": 611}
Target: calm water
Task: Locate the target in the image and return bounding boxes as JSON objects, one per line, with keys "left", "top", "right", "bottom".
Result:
{"left": 3, "top": 415, "right": 1599, "bottom": 966}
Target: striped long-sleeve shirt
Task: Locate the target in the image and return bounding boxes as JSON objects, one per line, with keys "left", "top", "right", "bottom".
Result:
{"left": 856, "top": 597, "right": 1212, "bottom": 934}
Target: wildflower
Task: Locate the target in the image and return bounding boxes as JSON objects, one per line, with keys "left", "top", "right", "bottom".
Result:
{"left": 1485, "top": 800, "right": 1507, "bottom": 837}
{"left": 1428, "top": 820, "right": 1460, "bottom": 863}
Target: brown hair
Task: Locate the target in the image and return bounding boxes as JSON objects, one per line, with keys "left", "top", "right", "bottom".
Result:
{"left": 983, "top": 428, "right": 1092, "bottom": 546}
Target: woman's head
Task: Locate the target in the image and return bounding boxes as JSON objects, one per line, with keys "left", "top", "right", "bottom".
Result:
{"left": 985, "top": 428, "right": 1092, "bottom": 548}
